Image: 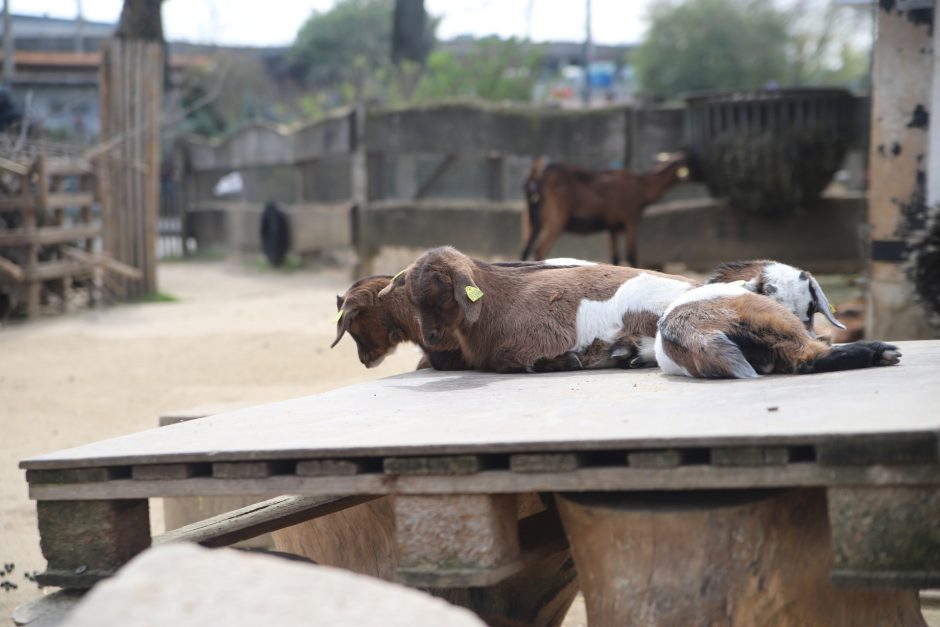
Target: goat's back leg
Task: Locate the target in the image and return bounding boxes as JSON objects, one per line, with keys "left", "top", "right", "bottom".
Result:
{"left": 608, "top": 230, "right": 620, "bottom": 266}
{"left": 623, "top": 223, "right": 639, "bottom": 267}
{"left": 532, "top": 215, "right": 566, "bottom": 261}
{"left": 520, "top": 225, "right": 540, "bottom": 261}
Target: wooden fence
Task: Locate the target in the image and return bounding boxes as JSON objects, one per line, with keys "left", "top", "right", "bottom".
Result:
{"left": 0, "top": 154, "right": 141, "bottom": 319}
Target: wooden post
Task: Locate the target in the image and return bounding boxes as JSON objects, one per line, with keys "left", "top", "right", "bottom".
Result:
{"left": 98, "top": 37, "right": 162, "bottom": 299}
{"left": 867, "top": 5, "right": 934, "bottom": 339}
{"left": 556, "top": 489, "right": 924, "bottom": 626}
{"left": 23, "top": 155, "right": 47, "bottom": 318}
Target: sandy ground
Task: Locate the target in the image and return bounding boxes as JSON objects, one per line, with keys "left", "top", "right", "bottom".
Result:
{"left": 0, "top": 261, "right": 443, "bottom": 621}
{"left": 0, "top": 259, "right": 930, "bottom": 626}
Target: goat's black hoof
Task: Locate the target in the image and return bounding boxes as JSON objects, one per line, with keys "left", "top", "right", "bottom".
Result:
{"left": 870, "top": 342, "right": 901, "bottom": 366}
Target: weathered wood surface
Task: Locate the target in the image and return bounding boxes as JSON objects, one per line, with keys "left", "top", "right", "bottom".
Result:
{"left": 21, "top": 341, "right": 940, "bottom": 472}
{"left": 27, "top": 460, "right": 940, "bottom": 502}
{"left": 556, "top": 489, "right": 926, "bottom": 626}
{"left": 155, "top": 494, "right": 375, "bottom": 548}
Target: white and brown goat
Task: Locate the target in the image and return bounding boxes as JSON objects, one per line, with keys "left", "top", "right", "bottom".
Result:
{"left": 379, "top": 246, "right": 696, "bottom": 373}
{"left": 655, "top": 282, "right": 901, "bottom": 379}
{"left": 707, "top": 259, "right": 846, "bottom": 337}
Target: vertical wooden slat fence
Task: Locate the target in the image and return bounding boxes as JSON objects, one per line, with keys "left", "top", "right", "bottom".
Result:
{"left": 98, "top": 38, "right": 163, "bottom": 298}
{"left": 0, "top": 154, "right": 141, "bottom": 319}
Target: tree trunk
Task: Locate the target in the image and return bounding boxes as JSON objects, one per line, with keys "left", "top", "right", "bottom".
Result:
{"left": 116, "top": 0, "right": 164, "bottom": 42}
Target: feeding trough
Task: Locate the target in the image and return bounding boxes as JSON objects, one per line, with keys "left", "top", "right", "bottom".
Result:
{"left": 684, "top": 88, "right": 853, "bottom": 213}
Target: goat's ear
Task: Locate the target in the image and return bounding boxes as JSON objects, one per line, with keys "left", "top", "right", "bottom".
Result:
{"left": 809, "top": 277, "right": 847, "bottom": 330}
{"left": 378, "top": 269, "right": 408, "bottom": 299}
{"left": 451, "top": 266, "right": 483, "bottom": 324}
{"left": 336, "top": 293, "right": 345, "bottom": 310}
{"left": 331, "top": 308, "right": 352, "bottom": 348}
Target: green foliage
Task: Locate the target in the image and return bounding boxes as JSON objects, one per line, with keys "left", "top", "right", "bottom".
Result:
{"left": 413, "top": 38, "right": 542, "bottom": 102}
{"left": 634, "top": 0, "right": 790, "bottom": 99}
{"left": 290, "top": 0, "right": 435, "bottom": 90}
{"left": 634, "top": 0, "right": 871, "bottom": 99}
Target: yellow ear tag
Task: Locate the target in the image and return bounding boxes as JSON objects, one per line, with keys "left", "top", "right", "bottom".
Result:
{"left": 334, "top": 309, "right": 344, "bottom": 323}
{"left": 392, "top": 269, "right": 405, "bottom": 282}
{"left": 829, "top": 304, "right": 837, "bottom": 314}
{"left": 465, "top": 285, "right": 484, "bottom": 302}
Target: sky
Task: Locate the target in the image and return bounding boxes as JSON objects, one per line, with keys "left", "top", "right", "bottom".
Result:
{"left": 10, "top": 0, "right": 653, "bottom": 47}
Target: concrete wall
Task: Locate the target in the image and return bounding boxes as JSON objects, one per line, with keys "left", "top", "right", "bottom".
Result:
{"left": 358, "top": 195, "right": 865, "bottom": 274}
{"left": 178, "top": 99, "right": 868, "bottom": 273}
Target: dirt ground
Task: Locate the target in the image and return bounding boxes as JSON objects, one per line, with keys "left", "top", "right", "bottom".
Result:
{"left": 0, "top": 260, "right": 930, "bottom": 625}
{"left": 0, "top": 260, "right": 589, "bottom": 624}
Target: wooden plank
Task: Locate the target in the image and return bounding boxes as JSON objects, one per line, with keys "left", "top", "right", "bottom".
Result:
{"left": 32, "top": 260, "right": 96, "bottom": 282}
{"left": 46, "top": 158, "right": 94, "bottom": 176}
{"left": 60, "top": 246, "right": 143, "bottom": 280}
{"left": 0, "top": 224, "right": 101, "bottom": 247}
{"left": 510, "top": 453, "right": 583, "bottom": 473}
{"left": 627, "top": 449, "right": 696, "bottom": 468}
{"left": 19, "top": 342, "right": 940, "bottom": 471}
{"left": 26, "top": 462, "right": 940, "bottom": 502}
{"left": 0, "top": 256, "right": 24, "bottom": 282}
{"left": 712, "top": 446, "right": 791, "bottom": 467}
{"left": 45, "top": 192, "right": 95, "bottom": 210}
{"left": 154, "top": 494, "right": 376, "bottom": 548}
{"left": 296, "top": 459, "right": 370, "bottom": 476}
{"left": 27, "top": 467, "right": 129, "bottom": 484}
{"left": 384, "top": 455, "right": 486, "bottom": 475}
{"left": 132, "top": 463, "right": 208, "bottom": 480}
{"left": 212, "top": 461, "right": 293, "bottom": 479}
{"left": 0, "top": 195, "right": 35, "bottom": 211}
{"left": 0, "top": 157, "right": 29, "bottom": 176}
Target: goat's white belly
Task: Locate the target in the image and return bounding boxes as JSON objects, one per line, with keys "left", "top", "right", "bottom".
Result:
{"left": 569, "top": 274, "right": 693, "bottom": 352}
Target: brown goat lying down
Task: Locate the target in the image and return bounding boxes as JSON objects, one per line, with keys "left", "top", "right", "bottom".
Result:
{"left": 379, "top": 246, "right": 696, "bottom": 373}
{"left": 521, "top": 153, "right": 689, "bottom": 266}
{"left": 655, "top": 282, "right": 900, "bottom": 379}
{"left": 332, "top": 259, "right": 599, "bottom": 370}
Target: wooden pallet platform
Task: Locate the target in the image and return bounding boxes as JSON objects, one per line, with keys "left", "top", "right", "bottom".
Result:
{"left": 21, "top": 340, "right": 940, "bottom": 500}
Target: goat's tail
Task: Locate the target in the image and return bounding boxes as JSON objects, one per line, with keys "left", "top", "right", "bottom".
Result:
{"left": 658, "top": 330, "right": 759, "bottom": 379}
{"left": 797, "top": 341, "right": 901, "bottom": 374}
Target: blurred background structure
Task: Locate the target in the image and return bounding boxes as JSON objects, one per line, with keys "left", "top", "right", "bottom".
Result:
{"left": 0, "top": 0, "right": 936, "bottom": 342}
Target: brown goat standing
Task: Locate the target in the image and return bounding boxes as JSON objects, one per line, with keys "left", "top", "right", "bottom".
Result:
{"left": 521, "top": 153, "right": 689, "bottom": 266}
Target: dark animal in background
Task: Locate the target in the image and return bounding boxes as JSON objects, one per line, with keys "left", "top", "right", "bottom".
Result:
{"left": 260, "top": 201, "right": 290, "bottom": 267}
{"left": 521, "top": 153, "right": 690, "bottom": 267}
{"left": 656, "top": 282, "right": 900, "bottom": 379}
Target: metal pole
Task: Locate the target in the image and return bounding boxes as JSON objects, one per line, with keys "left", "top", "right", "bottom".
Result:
{"left": 3, "top": 0, "right": 14, "bottom": 80}
{"left": 582, "top": 0, "right": 592, "bottom": 106}
{"left": 76, "top": 0, "right": 85, "bottom": 53}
